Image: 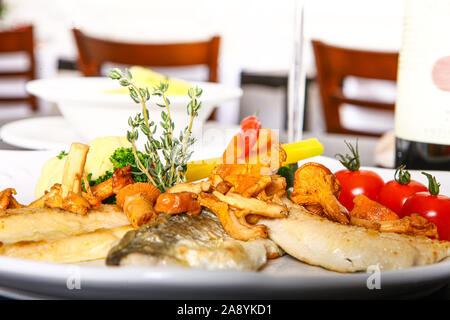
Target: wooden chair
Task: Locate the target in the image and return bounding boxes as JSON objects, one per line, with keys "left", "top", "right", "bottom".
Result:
{"left": 312, "top": 40, "right": 398, "bottom": 136}
{"left": 73, "top": 28, "right": 220, "bottom": 119}
{"left": 73, "top": 28, "right": 220, "bottom": 80}
{"left": 0, "top": 25, "right": 37, "bottom": 111}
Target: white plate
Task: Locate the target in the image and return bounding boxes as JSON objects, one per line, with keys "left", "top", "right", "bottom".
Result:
{"left": 0, "top": 152, "right": 448, "bottom": 299}
{"left": 0, "top": 117, "right": 84, "bottom": 151}
{"left": 26, "top": 77, "right": 243, "bottom": 141}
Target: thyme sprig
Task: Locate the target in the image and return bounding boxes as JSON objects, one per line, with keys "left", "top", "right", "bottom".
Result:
{"left": 109, "top": 68, "right": 202, "bottom": 192}
{"left": 335, "top": 140, "right": 360, "bottom": 172}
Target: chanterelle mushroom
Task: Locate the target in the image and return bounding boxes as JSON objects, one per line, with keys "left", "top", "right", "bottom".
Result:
{"left": 0, "top": 188, "right": 24, "bottom": 210}
{"left": 154, "top": 192, "right": 202, "bottom": 216}
{"left": 29, "top": 143, "right": 91, "bottom": 215}
{"left": 116, "top": 183, "right": 161, "bottom": 228}
{"left": 291, "top": 162, "right": 350, "bottom": 224}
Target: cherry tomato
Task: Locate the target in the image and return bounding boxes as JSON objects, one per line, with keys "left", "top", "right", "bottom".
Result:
{"left": 223, "top": 116, "right": 262, "bottom": 162}
{"left": 377, "top": 165, "right": 427, "bottom": 215}
{"left": 334, "top": 141, "right": 384, "bottom": 211}
{"left": 402, "top": 173, "right": 450, "bottom": 241}
{"left": 240, "top": 116, "right": 261, "bottom": 132}
{"left": 335, "top": 169, "right": 384, "bottom": 211}
{"left": 240, "top": 116, "right": 261, "bottom": 157}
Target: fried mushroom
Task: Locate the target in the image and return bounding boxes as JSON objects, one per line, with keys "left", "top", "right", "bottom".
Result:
{"left": 32, "top": 143, "right": 91, "bottom": 215}
{"left": 154, "top": 192, "right": 202, "bottom": 215}
{"left": 0, "top": 188, "right": 24, "bottom": 210}
{"left": 212, "top": 191, "right": 287, "bottom": 218}
{"left": 291, "top": 162, "right": 349, "bottom": 224}
{"left": 116, "top": 183, "right": 161, "bottom": 228}
{"left": 198, "top": 192, "right": 267, "bottom": 241}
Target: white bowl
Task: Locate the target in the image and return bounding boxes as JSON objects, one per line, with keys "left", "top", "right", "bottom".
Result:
{"left": 26, "top": 77, "right": 242, "bottom": 141}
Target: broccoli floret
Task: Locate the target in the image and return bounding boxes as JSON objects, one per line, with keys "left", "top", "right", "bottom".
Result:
{"left": 84, "top": 147, "right": 151, "bottom": 204}
{"left": 85, "top": 147, "right": 147, "bottom": 188}
{"left": 109, "top": 147, "right": 150, "bottom": 182}
{"left": 87, "top": 171, "right": 113, "bottom": 187}
{"left": 82, "top": 172, "right": 115, "bottom": 204}
{"left": 109, "top": 147, "right": 136, "bottom": 169}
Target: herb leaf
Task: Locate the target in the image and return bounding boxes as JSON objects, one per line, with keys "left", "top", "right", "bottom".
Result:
{"left": 108, "top": 68, "right": 202, "bottom": 192}
{"left": 57, "top": 150, "right": 68, "bottom": 159}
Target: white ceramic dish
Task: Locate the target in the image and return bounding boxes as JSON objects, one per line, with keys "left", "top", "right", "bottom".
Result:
{"left": 0, "top": 116, "right": 241, "bottom": 155}
{"left": 0, "top": 117, "right": 83, "bottom": 151}
{"left": 26, "top": 77, "right": 242, "bottom": 141}
{"left": 0, "top": 152, "right": 448, "bottom": 299}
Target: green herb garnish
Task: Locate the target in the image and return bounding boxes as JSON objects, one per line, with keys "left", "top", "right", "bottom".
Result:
{"left": 109, "top": 68, "right": 202, "bottom": 192}
{"left": 57, "top": 150, "right": 68, "bottom": 159}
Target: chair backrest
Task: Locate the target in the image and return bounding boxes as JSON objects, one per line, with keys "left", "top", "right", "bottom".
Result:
{"left": 0, "top": 25, "right": 37, "bottom": 111}
{"left": 72, "top": 28, "right": 220, "bottom": 82}
{"left": 312, "top": 40, "right": 398, "bottom": 136}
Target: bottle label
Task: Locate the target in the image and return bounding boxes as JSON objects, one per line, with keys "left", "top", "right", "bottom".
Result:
{"left": 395, "top": 0, "right": 450, "bottom": 145}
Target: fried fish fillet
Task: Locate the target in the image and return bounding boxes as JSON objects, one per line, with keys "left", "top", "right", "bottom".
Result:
{"left": 106, "top": 210, "right": 283, "bottom": 271}
{"left": 262, "top": 199, "right": 450, "bottom": 272}
{"left": 0, "top": 226, "right": 132, "bottom": 263}
{"left": 0, "top": 205, "right": 129, "bottom": 244}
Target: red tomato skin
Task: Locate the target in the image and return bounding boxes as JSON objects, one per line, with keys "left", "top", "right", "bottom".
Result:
{"left": 402, "top": 192, "right": 450, "bottom": 241}
{"left": 240, "top": 116, "right": 261, "bottom": 132}
{"left": 378, "top": 180, "right": 427, "bottom": 216}
{"left": 240, "top": 116, "right": 261, "bottom": 157}
{"left": 335, "top": 169, "right": 385, "bottom": 211}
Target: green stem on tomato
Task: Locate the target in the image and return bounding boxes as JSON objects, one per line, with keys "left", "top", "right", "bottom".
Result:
{"left": 335, "top": 140, "right": 360, "bottom": 171}
{"left": 422, "top": 172, "right": 441, "bottom": 196}
{"left": 395, "top": 165, "right": 411, "bottom": 185}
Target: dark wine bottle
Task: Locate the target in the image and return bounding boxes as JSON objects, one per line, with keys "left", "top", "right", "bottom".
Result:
{"left": 394, "top": 0, "right": 450, "bottom": 171}
{"left": 395, "top": 138, "right": 450, "bottom": 170}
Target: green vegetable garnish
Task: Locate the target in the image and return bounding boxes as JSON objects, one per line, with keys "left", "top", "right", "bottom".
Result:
{"left": 57, "top": 150, "right": 68, "bottom": 159}
{"left": 109, "top": 68, "right": 202, "bottom": 192}
{"left": 109, "top": 147, "right": 149, "bottom": 182}
{"left": 277, "top": 163, "right": 298, "bottom": 190}
{"left": 83, "top": 147, "right": 151, "bottom": 204}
